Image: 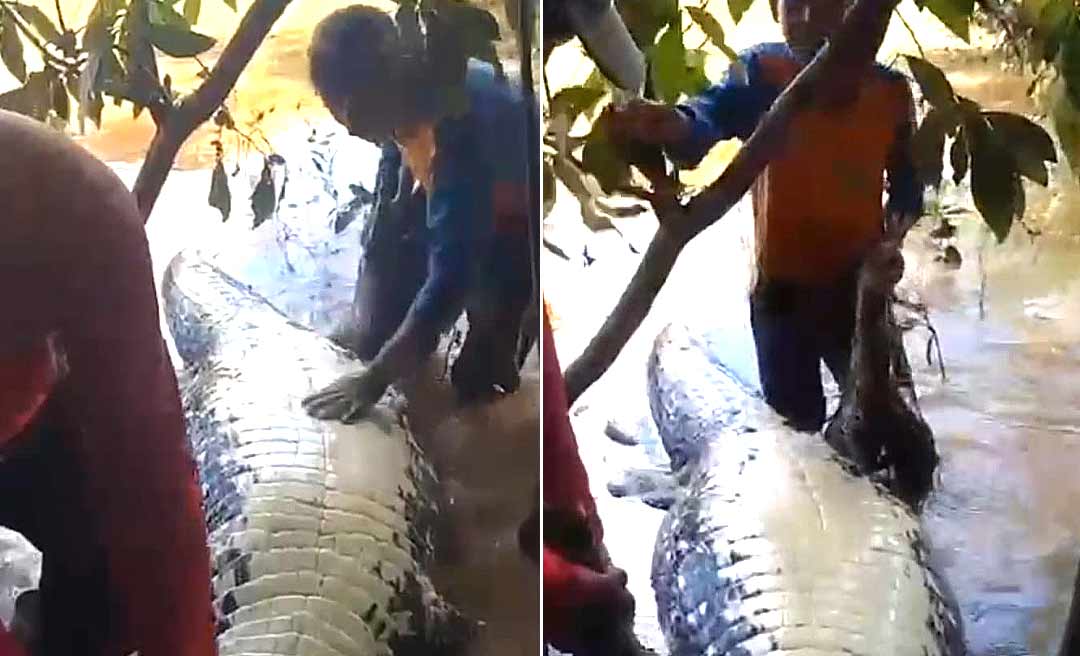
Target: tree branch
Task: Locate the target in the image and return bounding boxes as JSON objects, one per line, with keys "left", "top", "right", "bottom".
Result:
{"left": 133, "top": 0, "right": 293, "bottom": 220}
{"left": 54, "top": 0, "right": 64, "bottom": 33}
{"left": 563, "top": 0, "right": 900, "bottom": 405}
{"left": 0, "top": 3, "right": 78, "bottom": 70}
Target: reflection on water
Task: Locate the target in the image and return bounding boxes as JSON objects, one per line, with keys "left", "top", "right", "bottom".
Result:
{"left": 545, "top": 43, "right": 1080, "bottom": 656}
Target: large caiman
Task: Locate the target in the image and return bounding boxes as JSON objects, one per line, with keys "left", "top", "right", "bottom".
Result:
{"left": 646, "top": 244, "right": 964, "bottom": 655}
{"left": 162, "top": 250, "right": 469, "bottom": 656}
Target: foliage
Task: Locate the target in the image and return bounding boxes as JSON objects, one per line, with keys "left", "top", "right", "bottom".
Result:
{"left": 908, "top": 54, "right": 1055, "bottom": 242}
{"left": 0, "top": 0, "right": 505, "bottom": 226}
{"left": 543, "top": 0, "right": 1065, "bottom": 247}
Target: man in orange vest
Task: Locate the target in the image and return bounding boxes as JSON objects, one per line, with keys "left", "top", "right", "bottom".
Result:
{"left": 0, "top": 110, "right": 214, "bottom": 656}
{"left": 610, "top": 0, "right": 923, "bottom": 432}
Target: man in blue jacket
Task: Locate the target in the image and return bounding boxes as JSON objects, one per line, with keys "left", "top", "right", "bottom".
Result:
{"left": 303, "top": 5, "right": 535, "bottom": 421}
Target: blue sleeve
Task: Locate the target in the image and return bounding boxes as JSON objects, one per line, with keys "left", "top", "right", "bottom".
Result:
{"left": 884, "top": 78, "right": 924, "bottom": 220}
{"left": 665, "top": 46, "right": 781, "bottom": 168}
{"left": 410, "top": 118, "right": 492, "bottom": 328}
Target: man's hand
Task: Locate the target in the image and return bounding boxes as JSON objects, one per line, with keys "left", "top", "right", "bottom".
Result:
{"left": 608, "top": 99, "right": 692, "bottom": 146}
{"left": 302, "top": 369, "right": 389, "bottom": 423}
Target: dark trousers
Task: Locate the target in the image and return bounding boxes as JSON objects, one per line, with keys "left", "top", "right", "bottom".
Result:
{"left": 749, "top": 271, "right": 858, "bottom": 432}
{"left": 449, "top": 226, "right": 535, "bottom": 399}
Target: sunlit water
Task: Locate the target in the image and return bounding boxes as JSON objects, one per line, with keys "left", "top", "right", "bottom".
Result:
{"left": 544, "top": 40, "right": 1080, "bottom": 656}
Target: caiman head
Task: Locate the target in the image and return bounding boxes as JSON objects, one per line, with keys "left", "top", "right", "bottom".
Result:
{"left": 825, "top": 238, "right": 940, "bottom": 509}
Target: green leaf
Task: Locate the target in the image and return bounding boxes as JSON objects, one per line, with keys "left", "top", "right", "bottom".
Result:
{"left": 184, "top": 0, "right": 202, "bottom": 24}
{"left": 1034, "top": 0, "right": 1071, "bottom": 64}
{"left": 581, "top": 129, "right": 631, "bottom": 193}
{"left": 148, "top": 0, "right": 190, "bottom": 28}
{"left": 684, "top": 48, "right": 710, "bottom": 96}
{"left": 1052, "top": 82, "right": 1080, "bottom": 176}
{"left": 222, "top": 0, "right": 236, "bottom": 9}
{"left": 12, "top": 4, "right": 62, "bottom": 45}
{"left": 1059, "top": 18, "right": 1080, "bottom": 111}
{"left": 0, "top": 73, "right": 48, "bottom": 119}
{"left": 122, "top": 1, "right": 163, "bottom": 100}
{"left": 550, "top": 86, "right": 606, "bottom": 125}
{"left": 148, "top": 23, "right": 216, "bottom": 57}
{"left": 950, "top": 128, "right": 968, "bottom": 184}
{"left": 1, "top": 11, "right": 27, "bottom": 84}
{"left": 251, "top": 160, "right": 276, "bottom": 228}
{"left": 728, "top": 0, "right": 753, "bottom": 23}
{"left": 209, "top": 159, "right": 231, "bottom": 221}
{"left": 969, "top": 124, "right": 1020, "bottom": 242}
{"left": 615, "top": 0, "right": 678, "bottom": 48}
{"left": 435, "top": 1, "right": 500, "bottom": 72}
{"left": 686, "top": 6, "right": 739, "bottom": 60}
{"left": 650, "top": 24, "right": 686, "bottom": 104}
{"left": 905, "top": 56, "right": 956, "bottom": 110}
{"left": 50, "top": 74, "right": 69, "bottom": 120}
{"left": 920, "top": 0, "right": 973, "bottom": 42}
{"left": 543, "top": 158, "right": 556, "bottom": 217}
{"left": 912, "top": 107, "right": 959, "bottom": 188}
{"left": 985, "top": 111, "right": 1057, "bottom": 186}
{"left": 94, "top": 47, "right": 126, "bottom": 97}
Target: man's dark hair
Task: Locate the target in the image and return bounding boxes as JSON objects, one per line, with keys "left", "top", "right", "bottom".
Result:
{"left": 308, "top": 6, "right": 401, "bottom": 112}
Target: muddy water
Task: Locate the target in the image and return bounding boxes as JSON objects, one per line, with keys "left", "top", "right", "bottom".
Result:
{"left": 545, "top": 26, "right": 1080, "bottom": 656}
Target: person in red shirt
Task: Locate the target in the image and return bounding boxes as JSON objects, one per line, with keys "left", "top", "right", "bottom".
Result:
{"left": 0, "top": 110, "right": 214, "bottom": 656}
{"left": 521, "top": 310, "right": 642, "bottom": 655}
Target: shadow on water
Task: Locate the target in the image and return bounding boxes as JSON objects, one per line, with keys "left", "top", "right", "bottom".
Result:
{"left": 545, "top": 49, "right": 1080, "bottom": 656}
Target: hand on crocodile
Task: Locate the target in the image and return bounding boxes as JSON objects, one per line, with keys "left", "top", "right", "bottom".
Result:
{"left": 302, "top": 369, "right": 389, "bottom": 423}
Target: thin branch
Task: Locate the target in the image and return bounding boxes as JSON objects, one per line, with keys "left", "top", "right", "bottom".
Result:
{"left": 564, "top": 0, "right": 899, "bottom": 404}
{"left": 0, "top": 3, "right": 78, "bottom": 70}
{"left": 133, "top": 0, "right": 294, "bottom": 219}
{"left": 894, "top": 7, "right": 925, "bottom": 60}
